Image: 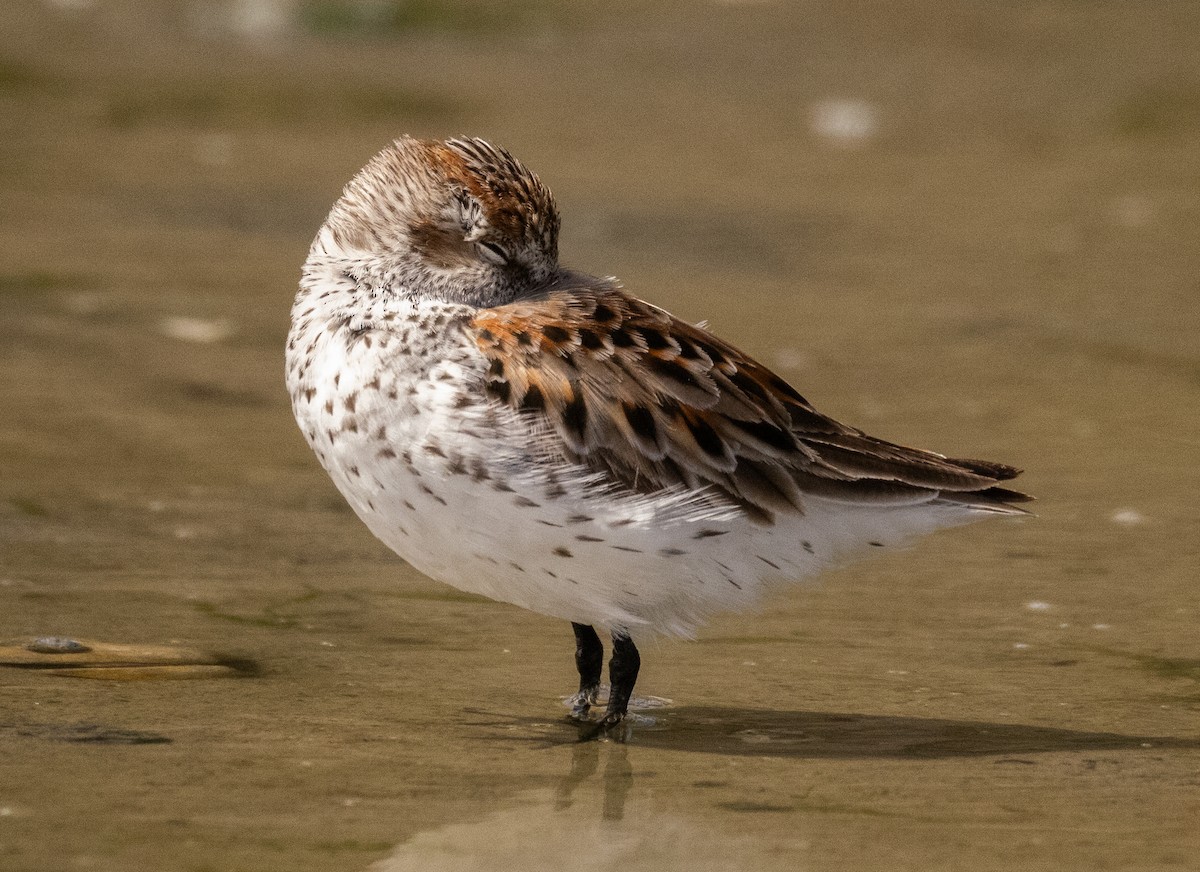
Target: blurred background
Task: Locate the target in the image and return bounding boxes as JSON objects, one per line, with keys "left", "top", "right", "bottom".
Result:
{"left": 2, "top": 2, "right": 1198, "bottom": 870}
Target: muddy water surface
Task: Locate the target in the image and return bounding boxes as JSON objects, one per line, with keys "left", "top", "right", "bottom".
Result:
{"left": 2, "top": 2, "right": 1199, "bottom": 870}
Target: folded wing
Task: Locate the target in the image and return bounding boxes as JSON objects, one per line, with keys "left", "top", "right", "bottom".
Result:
{"left": 468, "top": 283, "right": 1030, "bottom": 523}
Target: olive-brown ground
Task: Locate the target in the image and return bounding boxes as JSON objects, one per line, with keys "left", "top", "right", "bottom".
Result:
{"left": 2, "top": 2, "right": 1198, "bottom": 870}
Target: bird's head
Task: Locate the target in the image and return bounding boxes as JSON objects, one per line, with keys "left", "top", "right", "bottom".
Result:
{"left": 307, "top": 136, "right": 561, "bottom": 309}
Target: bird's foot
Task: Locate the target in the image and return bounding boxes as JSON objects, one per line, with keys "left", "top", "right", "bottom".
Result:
{"left": 575, "top": 710, "right": 632, "bottom": 743}
{"left": 566, "top": 684, "right": 601, "bottom": 721}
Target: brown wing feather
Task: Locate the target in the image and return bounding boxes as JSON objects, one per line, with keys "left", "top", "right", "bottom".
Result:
{"left": 469, "top": 285, "right": 1030, "bottom": 521}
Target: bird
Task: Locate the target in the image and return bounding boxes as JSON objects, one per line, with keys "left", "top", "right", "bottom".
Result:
{"left": 285, "top": 136, "right": 1030, "bottom": 739}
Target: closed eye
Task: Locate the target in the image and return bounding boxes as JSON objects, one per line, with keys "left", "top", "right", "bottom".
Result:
{"left": 476, "top": 240, "right": 509, "bottom": 264}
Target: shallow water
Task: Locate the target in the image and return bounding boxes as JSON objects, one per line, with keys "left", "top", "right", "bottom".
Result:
{"left": 2, "top": 1, "right": 1199, "bottom": 869}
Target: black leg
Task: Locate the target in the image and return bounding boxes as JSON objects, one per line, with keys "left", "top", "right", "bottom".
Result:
{"left": 604, "top": 631, "right": 641, "bottom": 725}
{"left": 578, "top": 630, "right": 641, "bottom": 741}
{"left": 570, "top": 622, "right": 603, "bottom": 719}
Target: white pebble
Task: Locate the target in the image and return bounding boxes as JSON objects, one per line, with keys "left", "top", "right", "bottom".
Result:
{"left": 810, "top": 99, "right": 879, "bottom": 145}
{"left": 1110, "top": 508, "right": 1146, "bottom": 526}
{"left": 160, "top": 316, "right": 234, "bottom": 344}
{"left": 227, "top": 0, "right": 292, "bottom": 38}
{"left": 1026, "top": 601, "right": 1052, "bottom": 611}
{"left": 773, "top": 347, "right": 811, "bottom": 371}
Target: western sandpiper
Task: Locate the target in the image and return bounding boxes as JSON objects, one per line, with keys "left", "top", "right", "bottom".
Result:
{"left": 286, "top": 136, "right": 1029, "bottom": 738}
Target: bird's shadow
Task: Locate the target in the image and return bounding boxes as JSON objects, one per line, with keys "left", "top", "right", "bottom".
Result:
{"left": 631, "top": 706, "right": 1200, "bottom": 758}
{"left": 470, "top": 705, "right": 1200, "bottom": 759}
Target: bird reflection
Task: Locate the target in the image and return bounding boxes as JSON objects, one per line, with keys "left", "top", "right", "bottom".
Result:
{"left": 555, "top": 740, "right": 633, "bottom": 821}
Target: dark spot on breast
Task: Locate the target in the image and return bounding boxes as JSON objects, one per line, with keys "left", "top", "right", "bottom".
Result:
{"left": 510, "top": 562, "right": 525, "bottom": 572}
{"left": 515, "top": 330, "right": 533, "bottom": 346}
{"left": 365, "top": 376, "right": 381, "bottom": 391}
{"left": 477, "top": 327, "right": 495, "bottom": 343}
{"left": 660, "top": 548, "right": 687, "bottom": 557}
{"left": 303, "top": 388, "right": 315, "bottom": 402}
{"left": 611, "top": 545, "right": 643, "bottom": 553}
{"left": 566, "top": 514, "right": 593, "bottom": 524}
{"left": 575, "top": 534, "right": 604, "bottom": 542}
{"left": 424, "top": 442, "right": 446, "bottom": 458}
{"left": 324, "top": 399, "right": 334, "bottom": 414}
{"left": 694, "top": 529, "right": 728, "bottom": 539}
{"left": 552, "top": 546, "right": 573, "bottom": 558}
{"left": 402, "top": 500, "right": 415, "bottom": 511}
{"left": 802, "top": 541, "right": 815, "bottom": 554}
{"left": 514, "top": 496, "right": 540, "bottom": 508}
{"left": 757, "top": 555, "right": 781, "bottom": 570}
{"left": 869, "top": 541, "right": 884, "bottom": 547}
{"left": 543, "top": 569, "right": 558, "bottom": 579}
{"left": 378, "top": 447, "right": 397, "bottom": 459}
{"left": 418, "top": 483, "right": 448, "bottom": 506}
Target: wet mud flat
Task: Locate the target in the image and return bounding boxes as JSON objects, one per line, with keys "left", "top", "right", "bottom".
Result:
{"left": 3, "top": 1, "right": 1199, "bottom": 870}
